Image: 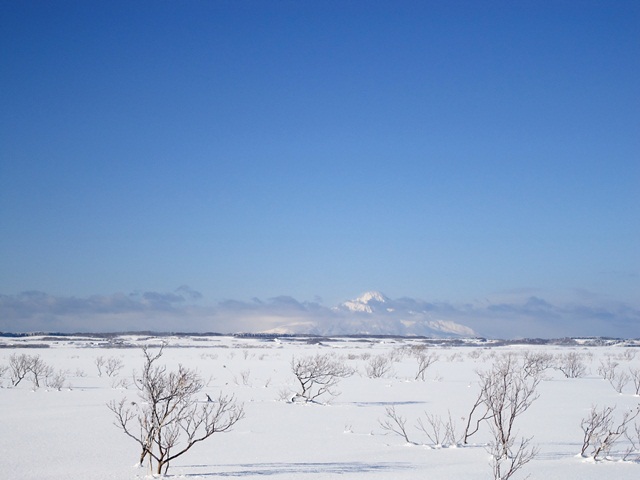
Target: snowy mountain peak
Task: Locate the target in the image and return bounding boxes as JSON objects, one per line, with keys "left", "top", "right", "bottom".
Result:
{"left": 340, "top": 291, "right": 389, "bottom": 313}
{"left": 356, "top": 291, "right": 388, "bottom": 304}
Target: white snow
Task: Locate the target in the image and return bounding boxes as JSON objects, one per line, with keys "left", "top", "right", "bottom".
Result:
{"left": 1, "top": 334, "right": 639, "bottom": 479}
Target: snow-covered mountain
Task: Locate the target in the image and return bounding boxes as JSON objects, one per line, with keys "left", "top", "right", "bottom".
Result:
{"left": 339, "top": 291, "right": 391, "bottom": 313}
{"left": 321, "top": 291, "right": 477, "bottom": 337}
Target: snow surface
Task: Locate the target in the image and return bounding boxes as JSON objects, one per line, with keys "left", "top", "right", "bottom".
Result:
{"left": 1, "top": 334, "right": 639, "bottom": 479}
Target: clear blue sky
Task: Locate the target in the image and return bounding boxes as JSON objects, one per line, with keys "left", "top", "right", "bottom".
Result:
{"left": 1, "top": 1, "right": 638, "bottom": 335}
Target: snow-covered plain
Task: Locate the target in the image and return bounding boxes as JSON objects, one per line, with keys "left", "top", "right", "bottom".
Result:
{"left": 1, "top": 334, "right": 639, "bottom": 479}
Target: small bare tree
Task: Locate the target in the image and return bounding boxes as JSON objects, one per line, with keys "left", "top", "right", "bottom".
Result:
{"left": 554, "top": 351, "right": 587, "bottom": 378}
{"left": 416, "top": 411, "right": 460, "bottom": 447}
{"left": 379, "top": 405, "right": 413, "bottom": 444}
{"left": 462, "top": 388, "right": 494, "bottom": 444}
{"left": 27, "top": 355, "right": 53, "bottom": 389}
{"left": 95, "top": 356, "right": 105, "bottom": 377}
{"left": 46, "top": 369, "right": 67, "bottom": 391}
{"left": 522, "top": 351, "right": 554, "bottom": 378}
{"left": 630, "top": 367, "right": 640, "bottom": 396}
{"left": 108, "top": 345, "right": 244, "bottom": 475}
{"left": 290, "top": 353, "right": 354, "bottom": 403}
{"left": 609, "top": 370, "right": 630, "bottom": 394}
{"left": 597, "top": 356, "right": 619, "bottom": 381}
{"left": 365, "top": 354, "right": 392, "bottom": 378}
{"left": 480, "top": 354, "right": 540, "bottom": 458}
{"left": 104, "top": 356, "right": 124, "bottom": 377}
{"left": 414, "top": 350, "right": 439, "bottom": 381}
{"left": 9, "top": 353, "right": 31, "bottom": 386}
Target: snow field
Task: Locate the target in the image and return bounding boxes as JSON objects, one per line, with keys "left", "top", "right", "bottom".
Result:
{"left": 1, "top": 335, "right": 639, "bottom": 479}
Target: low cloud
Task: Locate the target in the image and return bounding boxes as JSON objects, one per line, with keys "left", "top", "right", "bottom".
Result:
{"left": 0, "top": 289, "right": 638, "bottom": 339}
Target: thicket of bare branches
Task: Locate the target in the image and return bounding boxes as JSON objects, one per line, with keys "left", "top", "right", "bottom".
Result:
{"left": 108, "top": 345, "right": 244, "bottom": 475}
{"left": 365, "top": 354, "right": 392, "bottom": 378}
{"left": 8, "top": 353, "right": 55, "bottom": 389}
{"left": 290, "top": 353, "right": 354, "bottom": 403}
{"left": 580, "top": 405, "right": 640, "bottom": 460}
{"left": 554, "top": 351, "right": 587, "bottom": 378}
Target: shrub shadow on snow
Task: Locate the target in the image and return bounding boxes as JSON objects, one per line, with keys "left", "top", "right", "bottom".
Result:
{"left": 182, "top": 461, "right": 413, "bottom": 477}
{"left": 349, "top": 400, "right": 427, "bottom": 407}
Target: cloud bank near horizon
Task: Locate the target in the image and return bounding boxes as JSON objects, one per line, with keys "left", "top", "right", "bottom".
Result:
{"left": 1, "top": 289, "right": 638, "bottom": 339}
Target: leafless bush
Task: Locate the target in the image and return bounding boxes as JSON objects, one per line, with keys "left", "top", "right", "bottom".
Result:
{"left": 9, "top": 353, "right": 32, "bottom": 386}
{"left": 468, "top": 349, "right": 484, "bottom": 360}
{"left": 480, "top": 354, "right": 540, "bottom": 459}
{"left": 623, "top": 421, "right": 640, "bottom": 461}
{"left": 108, "top": 345, "right": 244, "bottom": 475}
{"left": 379, "top": 405, "right": 413, "bottom": 444}
{"left": 10, "top": 354, "right": 53, "bottom": 389}
{"left": 630, "top": 367, "right": 640, "bottom": 396}
{"left": 580, "top": 405, "right": 640, "bottom": 460}
{"left": 488, "top": 435, "right": 538, "bottom": 480}
{"left": 416, "top": 411, "right": 460, "bottom": 447}
{"left": 46, "top": 370, "right": 67, "bottom": 391}
{"left": 104, "top": 356, "right": 124, "bottom": 377}
{"left": 610, "top": 371, "right": 630, "bottom": 394}
{"left": 365, "top": 354, "right": 392, "bottom": 378}
{"left": 28, "top": 356, "right": 53, "bottom": 389}
{"left": 554, "top": 351, "right": 587, "bottom": 378}
{"left": 597, "top": 356, "right": 619, "bottom": 381}
{"left": 95, "top": 356, "right": 105, "bottom": 377}
{"left": 618, "top": 349, "right": 636, "bottom": 362}
{"left": 239, "top": 369, "right": 251, "bottom": 386}
{"left": 388, "top": 346, "right": 407, "bottom": 363}
{"left": 111, "top": 377, "right": 130, "bottom": 389}
{"left": 290, "top": 353, "right": 354, "bottom": 403}
{"left": 414, "top": 350, "right": 439, "bottom": 381}
{"left": 522, "top": 351, "right": 554, "bottom": 378}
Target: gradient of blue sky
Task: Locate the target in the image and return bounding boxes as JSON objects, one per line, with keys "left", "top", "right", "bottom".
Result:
{"left": 1, "top": 1, "right": 638, "bottom": 335}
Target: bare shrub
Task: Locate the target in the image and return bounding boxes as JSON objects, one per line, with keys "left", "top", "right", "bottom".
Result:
{"left": 95, "top": 356, "right": 105, "bottom": 377}
{"left": 0, "top": 364, "right": 8, "bottom": 386}
{"left": 468, "top": 349, "right": 484, "bottom": 360}
{"left": 580, "top": 405, "right": 640, "bottom": 460}
{"left": 522, "top": 351, "right": 554, "bottom": 378}
{"left": 104, "top": 356, "right": 124, "bottom": 377}
{"left": 365, "top": 354, "right": 392, "bottom": 378}
{"left": 597, "top": 356, "right": 619, "bottom": 381}
{"left": 610, "top": 371, "right": 630, "bottom": 394}
{"left": 108, "top": 345, "right": 244, "bottom": 475}
{"left": 414, "top": 350, "right": 439, "bottom": 381}
{"left": 623, "top": 421, "right": 640, "bottom": 461}
{"left": 416, "top": 411, "right": 460, "bottom": 447}
{"left": 379, "top": 405, "right": 413, "bottom": 444}
{"left": 9, "top": 353, "right": 32, "bottom": 386}
{"left": 46, "top": 370, "right": 67, "bottom": 391}
{"left": 10, "top": 354, "right": 54, "bottom": 389}
{"left": 488, "top": 436, "right": 538, "bottom": 480}
{"left": 239, "top": 369, "right": 251, "bottom": 386}
{"left": 630, "top": 367, "right": 640, "bottom": 396}
{"left": 111, "top": 377, "right": 130, "bottom": 389}
{"left": 618, "top": 349, "right": 636, "bottom": 362}
{"left": 290, "top": 353, "right": 354, "bottom": 403}
{"left": 554, "top": 351, "right": 587, "bottom": 378}
{"left": 479, "top": 354, "right": 540, "bottom": 458}
{"left": 28, "top": 356, "right": 53, "bottom": 389}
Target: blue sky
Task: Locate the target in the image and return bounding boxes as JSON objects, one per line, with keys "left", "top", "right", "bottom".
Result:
{"left": 1, "top": 1, "right": 638, "bottom": 337}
